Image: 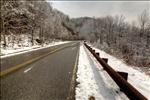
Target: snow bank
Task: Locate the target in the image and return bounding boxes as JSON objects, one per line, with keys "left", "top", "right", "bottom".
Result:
{"left": 92, "top": 46, "right": 150, "bottom": 99}
{"left": 1, "top": 41, "right": 70, "bottom": 58}
{"left": 76, "top": 44, "right": 128, "bottom": 100}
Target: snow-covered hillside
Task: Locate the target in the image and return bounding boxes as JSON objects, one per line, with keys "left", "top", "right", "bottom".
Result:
{"left": 76, "top": 44, "right": 150, "bottom": 100}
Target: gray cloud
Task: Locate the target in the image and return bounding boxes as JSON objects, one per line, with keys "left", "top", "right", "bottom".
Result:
{"left": 51, "top": 1, "right": 150, "bottom": 22}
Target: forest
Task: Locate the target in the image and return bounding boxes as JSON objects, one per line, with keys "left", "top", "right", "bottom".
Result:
{"left": 1, "top": 0, "right": 150, "bottom": 67}
{"left": 1, "top": 0, "right": 79, "bottom": 48}
{"left": 69, "top": 13, "right": 150, "bottom": 67}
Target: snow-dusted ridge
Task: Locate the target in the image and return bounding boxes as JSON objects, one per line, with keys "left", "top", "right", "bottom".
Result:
{"left": 76, "top": 44, "right": 150, "bottom": 100}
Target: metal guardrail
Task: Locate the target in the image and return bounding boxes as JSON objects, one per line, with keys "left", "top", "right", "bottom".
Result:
{"left": 84, "top": 43, "right": 147, "bottom": 100}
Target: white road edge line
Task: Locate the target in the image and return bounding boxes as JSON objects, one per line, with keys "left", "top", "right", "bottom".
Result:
{"left": 24, "top": 67, "right": 33, "bottom": 73}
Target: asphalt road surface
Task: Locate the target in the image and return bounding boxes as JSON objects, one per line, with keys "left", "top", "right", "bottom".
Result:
{"left": 1, "top": 42, "right": 79, "bottom": 100}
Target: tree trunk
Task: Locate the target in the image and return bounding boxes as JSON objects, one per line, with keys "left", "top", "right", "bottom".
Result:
{"left": 3, "top": 34, "right": 7, "bottom": 49}
{"left": 31, "top": 28, "right": 34, "bottom": 46}
{"left": 146, "top": 31, "right": 150, "bottom": 48}
{"left": 39, "top": 26, "right": 44, "bottom": 46}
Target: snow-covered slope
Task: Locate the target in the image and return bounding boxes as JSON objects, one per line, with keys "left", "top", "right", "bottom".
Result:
{"left": 76, "top": 44, "right": 150, "bottom": 100}
{"left": 76, "top": 45, "right": 128, "bottom": 100}
{"left": 92, "top": 47, "right": 150, "bottom": 99}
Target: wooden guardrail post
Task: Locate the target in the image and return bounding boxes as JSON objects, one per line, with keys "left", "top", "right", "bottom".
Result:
{"left": 102, "top": 58, "right": 108, "bottom": 63}
{"left": 117, "top": 71, "right": 128, "bottom": 91}
{"left": 117, "top": 71, "right": 128, "bottom": 81}
{"left": 96, "top": 52, "right": 100, "bottom": 56}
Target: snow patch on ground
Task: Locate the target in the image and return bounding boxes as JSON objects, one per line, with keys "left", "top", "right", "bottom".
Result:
{"left": 1, "top": 41, "right": 70, "bottom": 58}
{"left": 76, "top": 44, "right": 128, "bottom": 100}
{"left": 92, "top": 46, "right": 150, "bottom": 99}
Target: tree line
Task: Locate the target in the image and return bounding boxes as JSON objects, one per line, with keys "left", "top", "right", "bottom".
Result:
{"left": 69, "top": 10, "right": 150, "bottom": 67}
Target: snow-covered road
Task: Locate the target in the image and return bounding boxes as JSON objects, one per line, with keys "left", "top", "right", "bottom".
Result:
{"left": 76, "top": 44, "right": 150, "bottom": 100}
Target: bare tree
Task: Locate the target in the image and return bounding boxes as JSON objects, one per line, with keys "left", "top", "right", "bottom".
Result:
{"left": 138, "top": 10, "right": 149, "bottom": 37}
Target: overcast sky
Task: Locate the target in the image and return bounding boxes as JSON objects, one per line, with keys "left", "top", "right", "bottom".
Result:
{"left": 50, "top": 1, "right": 150, "bottom": 22}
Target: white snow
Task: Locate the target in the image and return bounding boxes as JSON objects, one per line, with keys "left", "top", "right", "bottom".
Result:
{"left": 76, "top": 43, "right": 150, "bottom": 100}
{"left": 1, "top": 41, "right": 70, "bottom": 58}
{"left": 92, "top": 47, "right": 150, "bottom": 99}
{"left": 76, "top": 44, "right": 129, "bottom": 100}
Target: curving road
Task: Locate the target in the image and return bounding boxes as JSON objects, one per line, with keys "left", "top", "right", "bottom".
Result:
{"left": 0, "top": 42, "right": 79, "bottom": 100}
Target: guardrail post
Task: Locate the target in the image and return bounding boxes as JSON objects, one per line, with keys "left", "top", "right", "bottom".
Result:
{"left": 102, "top": 58, "right": 108, "bottom": 70}
{"left": 117, "top": 71, "right": 128, "bottom": 81}
{"left": 102, "top": 58, "right": 108, "bottom": 63}
{"left": 96, "top": 52, "right": 100, "bottom": 56}
{"left": 117, "top": 71, "right": 128, "bottom": 91}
